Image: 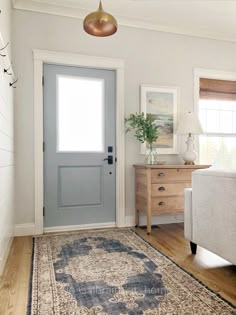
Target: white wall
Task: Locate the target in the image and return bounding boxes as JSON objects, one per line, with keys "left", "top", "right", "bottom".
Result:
{"left": 12, "top": 9, "right": 236, "bottom": 229}
{"left": 0, "top": 0, "right": 15, "bottom": 275}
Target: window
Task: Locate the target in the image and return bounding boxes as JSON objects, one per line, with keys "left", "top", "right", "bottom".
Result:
{"left": 199, "top": 78, "right": 236, "bottom": 168}
{"left": 57, "top": 75, "right": 104, "bottom": 152}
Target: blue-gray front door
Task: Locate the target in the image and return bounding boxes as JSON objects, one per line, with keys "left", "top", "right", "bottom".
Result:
{"left": 43, "top": 64, "right": 116, "bottom": 227}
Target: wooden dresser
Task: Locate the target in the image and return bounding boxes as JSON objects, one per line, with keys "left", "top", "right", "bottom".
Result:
{"left": 134, "top": 164, "right": 210, "bottom": 234}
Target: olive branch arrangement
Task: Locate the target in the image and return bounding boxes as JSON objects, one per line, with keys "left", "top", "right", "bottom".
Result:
{"left": 125, "top": 112, "right": 158, "bottom": 152}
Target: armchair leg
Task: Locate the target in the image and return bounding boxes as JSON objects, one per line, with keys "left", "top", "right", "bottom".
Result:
{"left": 190, "top": 241, "right": 197, "bottom": 255}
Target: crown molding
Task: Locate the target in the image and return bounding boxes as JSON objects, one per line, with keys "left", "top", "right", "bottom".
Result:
{"left": 12, "top": 0, "right": 236, "bottom": 43}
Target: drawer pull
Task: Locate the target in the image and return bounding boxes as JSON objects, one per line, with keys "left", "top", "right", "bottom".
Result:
{"left": 159, "top": 201, "right": 165, "bottom": 206}
{"left": 158, "top": 186, "right": 165, "bottom": 191}
{"left": 158, "top": 173, "right": 165, "bottom": 177}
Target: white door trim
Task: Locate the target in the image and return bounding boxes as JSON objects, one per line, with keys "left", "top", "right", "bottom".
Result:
{"left": 33, "top": 49, "right": 125, "bottom": 234}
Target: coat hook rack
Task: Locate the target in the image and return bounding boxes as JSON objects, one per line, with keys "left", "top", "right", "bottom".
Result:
{"left": 0, "top": 42, "right": 9, "bottom": 57}
{"left": 4, "top": 66, "right": 12, "bottom": 75}
{"left": 9, "top": 78, "right": 18, "bottom": 88}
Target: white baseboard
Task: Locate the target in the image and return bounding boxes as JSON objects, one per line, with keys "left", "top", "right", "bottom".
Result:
{"left": 44, "top": 222, "right": 116, "bottom": 233}
{"left": 0, "top": 237, "right": 13, "bottom": 275}
{"left": 124, "top": 214, "right": 184, "bottom": 227}
{"left": 14, "top": 214, "right": 184, "bottom": 236}
{"left": 14, "top": 223, "right": 37, "bottom": 236}
{"left": 124, "top": 215, "right": 135, "bottom": 227}
{"left": 14, "top": 222, "right": 117, "bottom": 235}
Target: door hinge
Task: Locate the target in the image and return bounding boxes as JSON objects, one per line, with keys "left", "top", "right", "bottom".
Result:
{"left": 42, "top": 76, "right": 44, "bottom": 86}
{"left": 43, "top": 206, "right": 45, "bottom": 216}
{"left": 115, "top": 157, "right": 117, "bottom": 163}
{"left": 43, "top": 141, "right": 45, "bottom": 152}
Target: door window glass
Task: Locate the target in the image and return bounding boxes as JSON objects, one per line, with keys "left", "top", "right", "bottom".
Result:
{"left": 57, "top": 75, "right": 104, "bottom": 152}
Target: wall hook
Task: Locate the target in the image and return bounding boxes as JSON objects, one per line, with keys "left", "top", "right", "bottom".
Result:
{"left": 0, "top": 42, "right": 9, "bottom": 57}
{"left": 9, "top": 78, "right": 18, "bottom": 88}
{"left": 4, "top": 66, "right": 12, "bottom": 75}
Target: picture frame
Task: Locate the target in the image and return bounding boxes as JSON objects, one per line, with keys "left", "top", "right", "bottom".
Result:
{"left": 140, "top": 85, "right": 179, "bottom": 155}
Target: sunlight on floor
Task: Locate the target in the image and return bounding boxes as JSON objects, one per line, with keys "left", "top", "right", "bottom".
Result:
{"left": 193, "top": 246, "right": 232, "bottom": 269}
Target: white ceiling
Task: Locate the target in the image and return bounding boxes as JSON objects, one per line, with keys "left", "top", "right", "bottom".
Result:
{"left": 13, "top": 0, "right": 236, "bottom": 42}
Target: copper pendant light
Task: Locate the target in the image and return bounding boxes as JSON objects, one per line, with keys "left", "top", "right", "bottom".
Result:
{"left": 83, "top": 1, "right": 117, "bottom": 37}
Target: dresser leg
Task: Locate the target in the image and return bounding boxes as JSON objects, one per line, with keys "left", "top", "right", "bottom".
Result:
{"left": 135, "top": 209, "right": 139, "bottom": 228}
{"left": 147, "top": 215, "right": 151, "bottom": 235}
{"left": 146, "top": 168, "right": 152, "bottom": 235}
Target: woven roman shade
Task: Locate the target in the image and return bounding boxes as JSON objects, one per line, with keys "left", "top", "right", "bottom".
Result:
{"left": 200, "top": 78, "right": 236, "bottom": 101}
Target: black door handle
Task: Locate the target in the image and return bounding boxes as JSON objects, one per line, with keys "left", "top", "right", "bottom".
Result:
{"left": 103, "top": 155, "right": 113, "bottom": 164}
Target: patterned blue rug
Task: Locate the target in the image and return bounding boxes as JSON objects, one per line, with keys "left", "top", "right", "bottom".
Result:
{"left": 27, "top": 229, "right": 235, "bottom": 314}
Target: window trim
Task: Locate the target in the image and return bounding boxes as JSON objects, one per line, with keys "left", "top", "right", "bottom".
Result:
{"left": 194, "top": 68, "right": 236, "bottom": 164}
{"left": 202, "top": 133, "right": 236, "bottom": 138}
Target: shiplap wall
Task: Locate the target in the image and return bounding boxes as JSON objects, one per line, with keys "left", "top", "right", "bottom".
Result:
{"left": 0, "top": 0, "right": 15, "bottom": 275}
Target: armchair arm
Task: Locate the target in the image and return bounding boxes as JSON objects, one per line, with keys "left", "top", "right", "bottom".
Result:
{"left": 191, "top": 169, "right": 236, "bottom": 264}
{"left": 184, "top": 188, "right": 192, "bottom": 241}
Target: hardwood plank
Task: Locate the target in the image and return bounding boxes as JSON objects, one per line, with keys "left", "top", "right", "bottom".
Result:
{"left": 0, "top": 236, "right": 32, "bottom": 315}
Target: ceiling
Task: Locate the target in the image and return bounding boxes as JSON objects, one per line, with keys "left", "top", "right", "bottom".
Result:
{"left": 12, "top": 0, "right": 236, "bottom": 42}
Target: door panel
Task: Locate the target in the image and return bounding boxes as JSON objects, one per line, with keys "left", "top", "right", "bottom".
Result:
{"left": 43, "top": 64, "right": 116, "bottom": 227}
{"left": 58, "top": 166, "right": 103, "bottom": 207}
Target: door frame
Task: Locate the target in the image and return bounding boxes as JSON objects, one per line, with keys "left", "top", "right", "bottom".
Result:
{"left": 33, "top": 49, "right": 125, "bottom": 234}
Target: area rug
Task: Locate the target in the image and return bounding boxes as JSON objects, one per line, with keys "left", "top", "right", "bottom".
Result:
{"left": 27, "top": 229, "right": 236, "bottom": 314}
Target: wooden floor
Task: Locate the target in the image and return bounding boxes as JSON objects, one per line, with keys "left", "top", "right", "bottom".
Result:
{"left": 0, "top": 224, "right": 235, "bottom": 314}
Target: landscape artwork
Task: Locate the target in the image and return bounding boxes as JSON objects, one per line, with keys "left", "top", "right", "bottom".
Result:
{"left": 141, "top": 85, "right": 178, "bottom": 154}
{"left": 147, "top": 91, "right": 174, "bottom": 148}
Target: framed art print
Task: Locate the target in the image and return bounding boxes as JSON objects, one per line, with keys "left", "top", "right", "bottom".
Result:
{"left": 140, "top": 85, "right": 178, "bottom": 154}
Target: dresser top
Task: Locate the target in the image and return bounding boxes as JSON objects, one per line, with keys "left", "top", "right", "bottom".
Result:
{"left": 133, "top": 164, "right": 211, "bottom": 169}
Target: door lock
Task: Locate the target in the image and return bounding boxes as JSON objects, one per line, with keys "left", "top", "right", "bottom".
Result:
{"left": 103, "top": 155, "right": 113, "bottom": 164}
{"left": 108, "top": 146, "right": 113, "bottom": 153}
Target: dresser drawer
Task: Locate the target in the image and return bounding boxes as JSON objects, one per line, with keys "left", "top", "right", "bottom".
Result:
{"left": 151, "top": 168, "right": 193, "bottom": 183}
{"left": 152, "top": 197, "right": 184, "bottom": 214}
{"left": 151, "top": 182, "right": 191, "bottom": 197}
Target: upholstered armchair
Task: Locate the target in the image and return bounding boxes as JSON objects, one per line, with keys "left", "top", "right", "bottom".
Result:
{"left": 184, "top": 168, "right": 236, "bottom": 265}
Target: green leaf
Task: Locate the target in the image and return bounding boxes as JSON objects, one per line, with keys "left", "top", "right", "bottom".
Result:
{"left": 125, "top": 112, "right": 158, "bottom": 146}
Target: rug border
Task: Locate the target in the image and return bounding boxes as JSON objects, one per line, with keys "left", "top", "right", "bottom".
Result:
{"left": 27, "top": 237, "right": 35, "bottom": 315}
{"left": 131, "top": 229, "right": 236, "bottom": 309}
{"left": 27, "top": 228, "right": 236, "bottom": 313}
